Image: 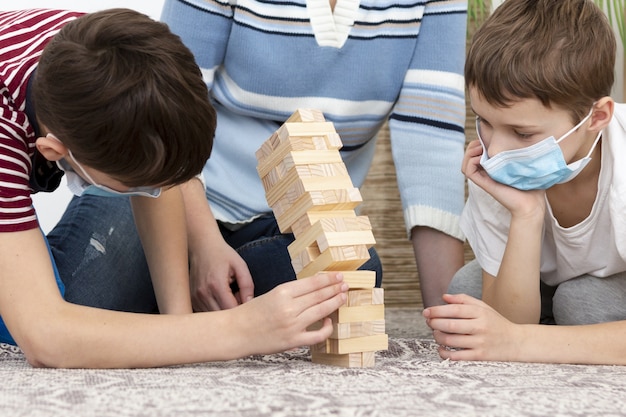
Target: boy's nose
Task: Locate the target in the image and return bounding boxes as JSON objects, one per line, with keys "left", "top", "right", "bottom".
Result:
{"left": 483, "top": 139, "right": 508, "bottom": 159}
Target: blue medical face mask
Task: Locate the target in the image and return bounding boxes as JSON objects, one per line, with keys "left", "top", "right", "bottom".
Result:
{"left": 49, "top": 135, "right": 161, "bottom": 198}
{"left": 477, "top": 109, "right": 602, "bottom": 190}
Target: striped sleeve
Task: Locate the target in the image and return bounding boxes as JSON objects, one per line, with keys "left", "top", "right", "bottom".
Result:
{"left": 160, "top": 0, "right": 233, "bottom": 89}
{"left": 389, "top": 0, "right": 468, "bottom": 239}
{"left": 0, "top": 9, "right": 81, "bottom": 232}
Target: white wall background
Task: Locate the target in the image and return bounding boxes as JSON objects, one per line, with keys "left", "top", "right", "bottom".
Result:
{"left": 1, "top": 1, "right": 165, "bottom": 233}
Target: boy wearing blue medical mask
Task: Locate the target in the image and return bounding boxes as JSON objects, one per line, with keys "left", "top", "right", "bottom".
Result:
{"left": 0, "top": 8, "right": 348, "bottom": 368}
{"left": 423, "top": 0, "right": 626, "bottom": 365}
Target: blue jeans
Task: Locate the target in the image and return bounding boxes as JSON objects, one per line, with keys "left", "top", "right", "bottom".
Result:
{"left": 47, "top": 195, "right": 156, "bottom": 312}
{"left": 219, "top": 214, "right": 383, "bottom": 297}
{"left": 48, "top": 195, "right": 383, "bottom": 311}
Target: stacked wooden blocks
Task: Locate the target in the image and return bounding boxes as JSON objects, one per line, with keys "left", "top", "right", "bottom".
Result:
{"left": 255, "top": 108, "right": 388, "bottom": 368}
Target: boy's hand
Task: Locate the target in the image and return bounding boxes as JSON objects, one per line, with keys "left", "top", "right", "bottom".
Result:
{"left": 236, "top": 272, "right": 348, "bottom": 355}
{"left": 190, "top": 241, "right": 254, "bottom": 311}
{"left": 462, "top": 140, "right": 546, "bottom": 218}
{"left": 423, "top": 293, "right": 522, "bottom": 362}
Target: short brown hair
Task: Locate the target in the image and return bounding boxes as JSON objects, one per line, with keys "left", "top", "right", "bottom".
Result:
{"left": 33, "top": 8, "right": 215, "bottom": 187}
{"left": 466, "top": 0, "right": 616, "bottom": 122}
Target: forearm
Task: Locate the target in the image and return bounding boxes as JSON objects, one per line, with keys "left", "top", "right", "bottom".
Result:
{"left": 411, "top": 226, "right": 464, "bottom": 307}
{"left": 131, "top": 188, "right": 192, "bottom": 314}
{"left": 17, "top": 273, "right": 347, "bottom": 368}
{"left": 180, "top": 177, "right": 223, "bottom": 259}
{"left": 515, "top": 321, "right": 626, "bottom": 365}
{"left": 425, "top": 294, "right": 626, "bottom": 365}
{"left": 484, "top": 214, "right": 543, "bottom": 324}
{"left": 25, "top": 303, "right": 251, "bottom": 368}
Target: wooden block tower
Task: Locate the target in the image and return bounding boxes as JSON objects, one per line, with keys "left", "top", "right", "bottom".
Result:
{"left": 256, "top": 109, "right": 388, "bottom": 367}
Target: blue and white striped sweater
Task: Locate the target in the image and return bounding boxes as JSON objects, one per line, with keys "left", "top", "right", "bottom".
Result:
{"left": 161, "top": 0, "right": 467, "bottom": 239}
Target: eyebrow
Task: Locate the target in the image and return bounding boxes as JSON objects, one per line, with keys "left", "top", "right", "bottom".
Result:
{"left": 471, "top": 107, "right": 541, "bottom": 130}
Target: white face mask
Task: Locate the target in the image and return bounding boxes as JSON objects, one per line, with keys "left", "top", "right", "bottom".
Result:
{"left": 49, "top": 134, "right": 161, "bottom": 198}
{"left": 477, "top": 109, "right": 601, "bottom": 190}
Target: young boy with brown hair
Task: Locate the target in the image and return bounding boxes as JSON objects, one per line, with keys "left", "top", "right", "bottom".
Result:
{"left": 424, "top": 0, "right": 626, "bottom": 364}
{"left": 0, "top": 8, "right": 347, "bottom": 368}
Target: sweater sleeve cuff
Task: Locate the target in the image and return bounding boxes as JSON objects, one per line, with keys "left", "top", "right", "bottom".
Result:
{"left": 404, "top": 205, "right": 465, "bottom": 241}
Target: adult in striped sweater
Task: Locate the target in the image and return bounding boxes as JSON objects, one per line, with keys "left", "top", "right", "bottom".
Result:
{"left": 62, "top": 0, "right": 468, "bottom": 313}
{"left": 0, "top": 8, "right": 348, "bottom": 367}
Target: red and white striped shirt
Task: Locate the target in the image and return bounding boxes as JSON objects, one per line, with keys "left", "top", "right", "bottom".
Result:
{"left": 0, "top": 9, "right": 81, "bottom": 232}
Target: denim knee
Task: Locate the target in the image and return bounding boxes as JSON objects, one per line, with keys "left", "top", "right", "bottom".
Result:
{"left": 48, "top": 195, "right": 156, "bottom": 312}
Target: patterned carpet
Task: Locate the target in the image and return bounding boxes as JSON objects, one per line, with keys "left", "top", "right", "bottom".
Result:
{"left": 0, "top": 308, "right": 624, "bottom": 417}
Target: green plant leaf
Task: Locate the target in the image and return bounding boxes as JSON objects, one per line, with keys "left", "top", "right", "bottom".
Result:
{"left": 595, "top": 0, "right": 626, "bottom": 52}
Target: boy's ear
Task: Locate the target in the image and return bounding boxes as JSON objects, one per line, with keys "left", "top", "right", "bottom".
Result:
{"left": 590, "top": 96, "right": 614, "bottom": 131}
{"left": 35, "top": 134, "right": 68, "bottom": 162}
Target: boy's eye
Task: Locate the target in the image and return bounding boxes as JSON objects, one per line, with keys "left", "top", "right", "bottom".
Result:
{"left": 515, "top": 131, "right": 534, "bottom": 139}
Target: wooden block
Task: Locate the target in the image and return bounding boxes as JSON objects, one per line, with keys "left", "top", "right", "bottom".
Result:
{"left": 315, "top": 229, "right": 375, "bottom": 253}
{"left": 309, "top": 319, "right": 386, "bottom": 340}
{"left": 273, "top": 187, "right": 361, "bottom": 223}
{"left": 263, "top": 155, "right": 348, "bottom": 190}
{"left": 310, "top": 350, "right": 375, "bottom": 368}
{"left": 310, "top": 339, "right": 328, "bottom": 353}
{"left": 274, "top": 189, "right": 362, "bottom": 233}
{"left": 333, "top": 320, "right": 385, "bottom": 339}
{"left": 288, "top": 229, "right": 375, "bottom": 261}
{"left": 329, "top": 304, "right": 385, "bottom": 324}
{"left": 307, "top": 320, "right": 385, "bottom": 340}
{"left": 267, "top": 173, "right": 355, "bottom": 208}
{"left": 276, "top": 122, "right": 341, "bottom": 148}
{"left": 294, "top": 245, "right": 370, "bottom": 277}
{"left": 299, "top": 270, "right": 376, "bottom": 288}
{"left": 332, "top": 320, "right": 386, "bottom": 339}
{"left": 361, "top": 351, "right": 375, "bottom": 367}
{"left": 294, "top": 162, "right": 349, "bottom": 179}
{"left": 330, "top": 270, "right": 377, "bottom": 289}
{"left": 256, "top": 109, "right": 387, "bottom": 368}
{"left": 254, "top": 132, "right": 280, "bottom": 161}
{"left": 326, "top": 334, "right": 388, "bottom": 355}
{"left": 256, "top": 136, "right": 336, "bottom": 179}
{"left": 347, "top": 288, "right": 384, "bottom": 306}
{"left": 265, "top": 167, "right": 354, "bottom": 207}
{"left": 290, "top": 245, "right": 319, "bottom": 273}
{"left": 287, "top": 218, "right": 375, "bottom": 260}
{"left": 290, "top": 210, "right": 357, "bottom": 238}
{"left": 278, "top": 121, "right": 335, "bottom": 136}
{"left": 286, "top": 108, "right": 326, "bottom": 123}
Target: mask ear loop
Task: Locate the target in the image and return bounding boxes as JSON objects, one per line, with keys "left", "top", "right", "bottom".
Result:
{"left": 555, "top": 105, "right": 602, "bottom": 159}
{"left": 582, "top": 131, "right": 603, "bottom": 159}
{"left": 66, "top": 150, "right": 100, "bottom": 186}
{"left": 47, "top": 133, "right": 100, "bottom": 186}
{"left": 555, "top": 109, "right": 592, "bottom": 144}
{"left": 475, "top": 116, "right": 486, "bottom": 146}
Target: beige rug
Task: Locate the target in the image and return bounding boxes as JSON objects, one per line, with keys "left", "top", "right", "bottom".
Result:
{"left": 0, "top": 308, "right": 624, "bottom": 417}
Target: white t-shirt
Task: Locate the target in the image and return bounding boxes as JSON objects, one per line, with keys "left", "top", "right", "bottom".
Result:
{"left": 461, "top": 103, "right": 626, "bottom": 286}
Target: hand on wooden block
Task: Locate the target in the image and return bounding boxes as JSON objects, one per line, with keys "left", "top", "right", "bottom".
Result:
{"left": 256, "top": 109, "right": 388, "bottom": 367}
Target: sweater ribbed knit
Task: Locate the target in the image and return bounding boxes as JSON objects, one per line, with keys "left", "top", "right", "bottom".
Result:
{"left": 161, "top": 0, "right": 467, "bottom": 239}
